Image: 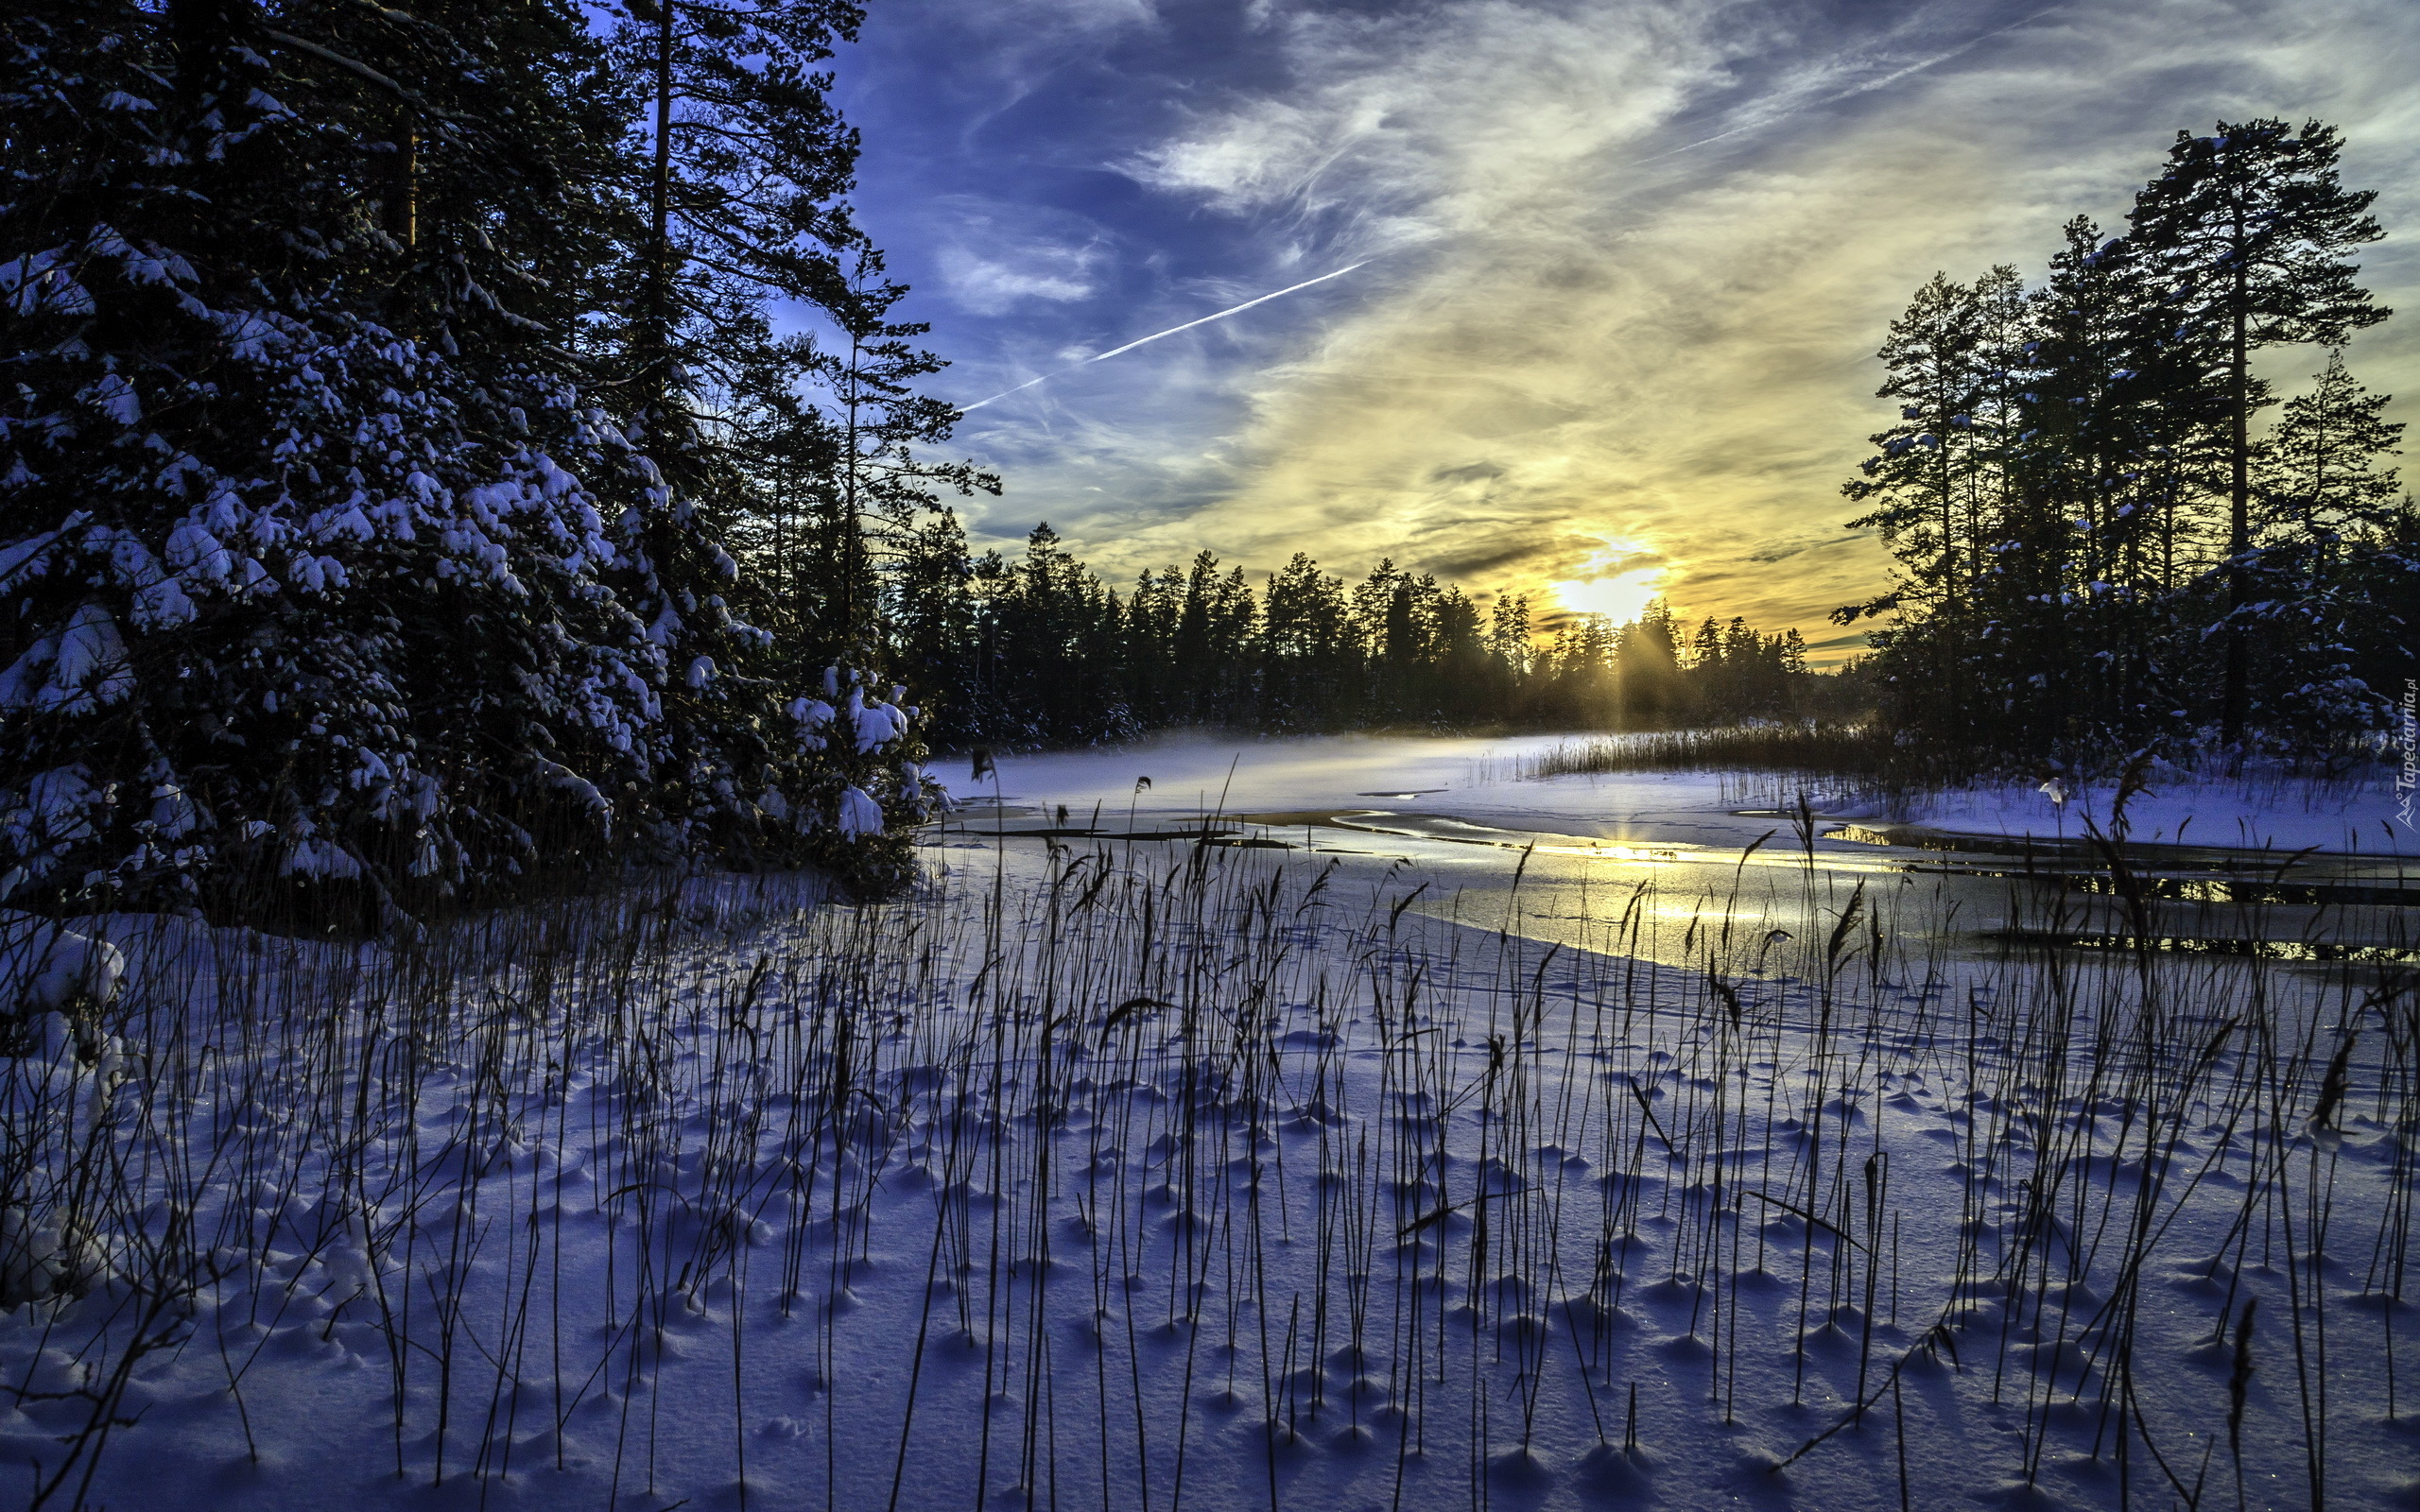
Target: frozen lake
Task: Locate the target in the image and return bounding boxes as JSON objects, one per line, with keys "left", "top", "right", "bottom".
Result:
{"left": 936, "top": 731, "right": 2420, "bottom": 969}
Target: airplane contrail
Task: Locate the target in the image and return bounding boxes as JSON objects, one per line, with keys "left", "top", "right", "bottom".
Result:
{"left": 958, "top": 260, "right": 1372, "bottom": 412}
{"left": 959, "top": 8, "right": 2051, "bottom": 413}
{"left": 1639, "top": 4, "right": 2065, "bottom": 163}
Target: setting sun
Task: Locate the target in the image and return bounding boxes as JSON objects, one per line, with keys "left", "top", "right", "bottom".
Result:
{"left": 1550, "top": 568, "right": 1664, "bottom": 623}
{"left": 1547, "top": 537, "right": 1666, "bottom": 622}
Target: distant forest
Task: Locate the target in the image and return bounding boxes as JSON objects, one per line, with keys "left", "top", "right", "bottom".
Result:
{"left": 826, "top": 518, "right": 1856, "bottom": 750}
{"left": 1838, "top": 118, "right": 2412, "bottom": 763}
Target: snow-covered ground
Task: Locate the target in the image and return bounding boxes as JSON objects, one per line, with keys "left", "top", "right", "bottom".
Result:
{"left": 1901, "top": 768, "right": 2410, "bottom": 857}
{"left": 5, "top": 736, "right": 2414, "bottom": 1511}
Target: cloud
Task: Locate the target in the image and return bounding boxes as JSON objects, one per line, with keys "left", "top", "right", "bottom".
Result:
{"left": 1746, "top": 530, "right": 1878, "bottom": 565}
{"left": 929, "top": 197, "right": 1115, "bottom": 316}
{"left": 922, "top": 0, "right": 2420, "bottom": 636}
{"left": 938, "top": 249, "right": 1100, "bottom": 314}
{"left": 1422, "top": 527, "right": 1560, "bottom": 581}
{"left": 1125, "top": 2, "right": 1720, "bottom": 247}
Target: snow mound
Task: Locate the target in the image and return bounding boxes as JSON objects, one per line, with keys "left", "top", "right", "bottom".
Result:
{"left": 0, "top": 918, "right": 125, "bottom": 1016}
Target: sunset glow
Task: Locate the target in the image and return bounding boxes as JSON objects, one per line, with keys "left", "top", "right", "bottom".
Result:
{"left": 1546, "top": 537, "right": 1666, "bottom": 623}
{"left": 856, "top": 1, "right": 2415, "bottom": 637}
{"left": 1549, "top": 568, "right": 1664, "bottom": 624}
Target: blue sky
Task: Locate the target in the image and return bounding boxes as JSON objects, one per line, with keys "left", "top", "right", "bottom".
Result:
{"left": 832, "top": 0, "right": 2420, "bottom": 654}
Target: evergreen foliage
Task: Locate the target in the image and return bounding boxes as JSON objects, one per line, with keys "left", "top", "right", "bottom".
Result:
{"left": 1841, "top": 118, "right": 2408, "bottom": 765}
{"left": 0, "top": 0, "right": 960, "bottom": 917}
{"left": 855, "top": 526, "right": 1850, "bottom": 751}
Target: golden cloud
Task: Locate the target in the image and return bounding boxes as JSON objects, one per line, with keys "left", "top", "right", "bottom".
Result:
{"left": 961, "top": 0, "right": 2420, "bottom": 662}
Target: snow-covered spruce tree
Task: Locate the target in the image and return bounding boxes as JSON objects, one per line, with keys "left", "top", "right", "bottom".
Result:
{"left": 0, "top": 0, "right": 925, "bottom": 920}
{"left": 598, "top": 0, "right": 951, "bottom": 893}
{"left": 1, "top": 0, "right": 639, "bottom": 919}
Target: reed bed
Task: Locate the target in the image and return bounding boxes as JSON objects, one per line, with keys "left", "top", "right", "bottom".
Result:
{"left": 1498, "top": 725, "right": 1945, "bottom": 816}
{"left": 0, "top": 835, "right": 2412, "bottom": 1511}
{"left": 1507, "top": 724, "right": 1909, "bottom": 780}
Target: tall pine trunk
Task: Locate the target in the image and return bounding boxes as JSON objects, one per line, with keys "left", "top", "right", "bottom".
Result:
{"left": 2221, "top": 264, "right": 2251, "bottom": 746}
{"left": 639, "top": 1, "right": 677, "bottom": 582}
{"left": 643, "top": 3, "right": 674, "bottom": 392}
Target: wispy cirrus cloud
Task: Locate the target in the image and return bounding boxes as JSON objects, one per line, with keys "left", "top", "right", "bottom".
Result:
{"left": 929, "top": 198, "right": 1115, "bottom": 317}
{"left": 844, "top": 0, "right": 2420, "bottom": 656}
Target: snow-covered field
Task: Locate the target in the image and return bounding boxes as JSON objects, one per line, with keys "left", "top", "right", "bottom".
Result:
{"left": 1902, "top": 770, "right": 2406, "bottom": 858}
{"left": 4, "top": 736, "right": 2415, "bottom": 1511}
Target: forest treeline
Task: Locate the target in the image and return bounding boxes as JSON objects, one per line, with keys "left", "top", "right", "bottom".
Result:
{"left": 1840, "top": 118, "right": 2412, "bottom": 762}
{"left": 857, "top": 520, "right": 1851, "bottom": 748}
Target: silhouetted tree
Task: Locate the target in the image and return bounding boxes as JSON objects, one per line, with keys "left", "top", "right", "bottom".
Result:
{"left": 2127, "top": 119, "right": 2389, "bottom": 743}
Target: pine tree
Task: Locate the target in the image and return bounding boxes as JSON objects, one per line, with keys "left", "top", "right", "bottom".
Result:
{"left": 2258, "top": 352, "right": 2405, "bottom": 546}
{"left": 1428, "top": 585, "right": 1489, "bottom": 721}
{"left": 1259, "top": 554, "right": 1357, "bottom": 730}
{"left": 612, "top": 0, "right": 862, "bottom": 399}
{"left": 2245, "top": 352, "right": 2408, "bottom": 744}
{"left": 1839, "top": 267, "right": 2026, "bottom": 742}
{"left": 1841, "top": 270, "right": 2021, "bottom": 613}
{"left": 1614, "top": 601, "right": 1682, "bottom": 728}
{"left": 1998, "top": 218, "right": 2215, "bottom": 748}
{"left": 1777, "top": 629, "right": 1808, "bottom": 677}
{"left": 888, "top": 508, "right": 982, "bottom": 742}
{"left": 1488, "top": 593, "right": 1533, "bottom": 679}
{"left": 1171, "top": 551, "right": 1231, "bottom": 720}
{"left": 2126, "top": 119, "right": 2389, "bottom": 743}
{"left": 810, "top": 250, "right": 997, "bottom": 666}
